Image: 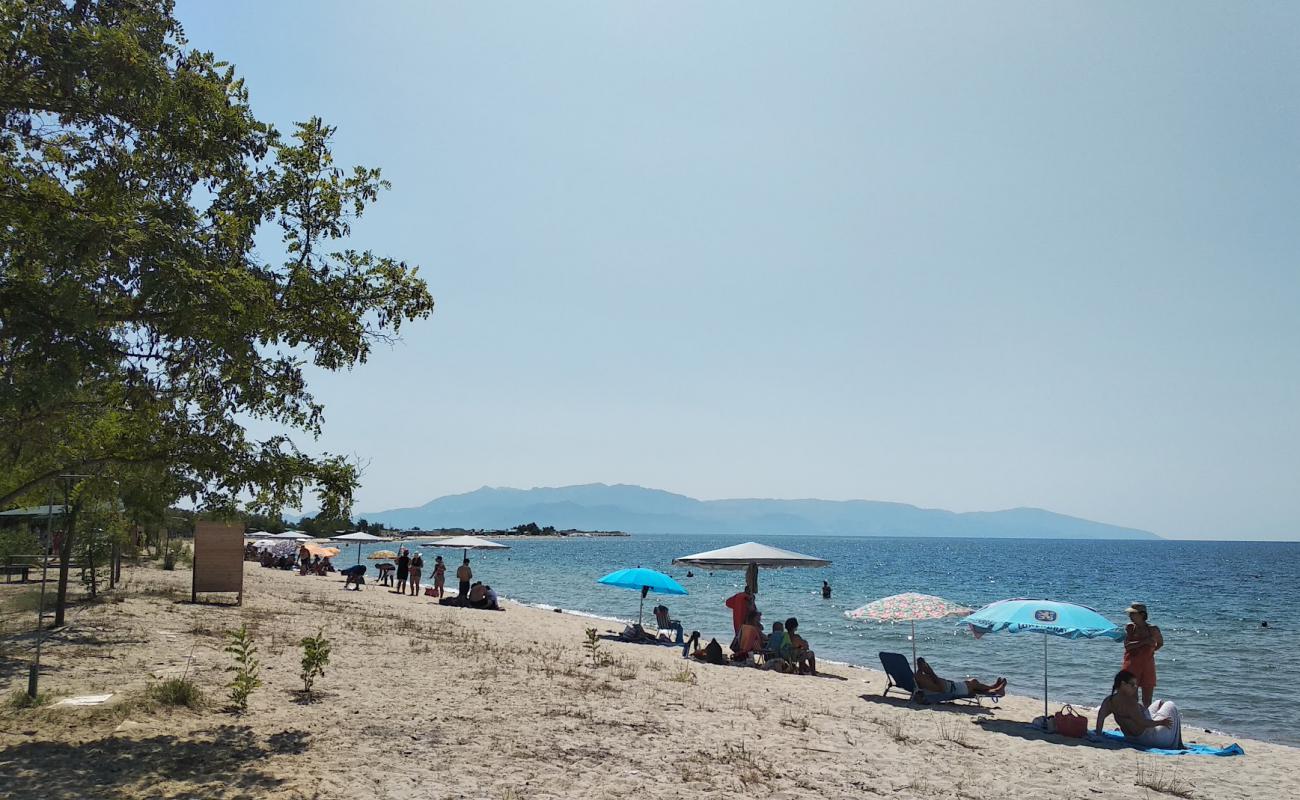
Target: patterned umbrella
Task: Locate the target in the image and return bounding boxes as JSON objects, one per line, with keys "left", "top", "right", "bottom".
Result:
{"left": 845, "top": 592, "right": 973, "bottom": 668}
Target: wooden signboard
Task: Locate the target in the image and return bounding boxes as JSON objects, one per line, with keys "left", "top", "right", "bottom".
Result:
{"left": 192, "top": 521, "right": 244, "bottom": 604}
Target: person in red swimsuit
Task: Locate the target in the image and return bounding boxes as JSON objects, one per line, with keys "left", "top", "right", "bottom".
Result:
{"left": 1121, "top": 602, "right": 1164, "bottom": 706}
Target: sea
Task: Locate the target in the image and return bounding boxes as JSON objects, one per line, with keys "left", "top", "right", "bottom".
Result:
{"left": 344, "top": 533, "right": 1300, "bottom": 747}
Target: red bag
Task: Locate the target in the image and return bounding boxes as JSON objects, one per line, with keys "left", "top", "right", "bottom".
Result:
{"left": 1053, "top": 704, "right": 1088, "bottom": 738}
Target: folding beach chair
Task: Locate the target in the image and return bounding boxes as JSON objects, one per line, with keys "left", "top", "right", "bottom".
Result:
{"left": 879, "top": 651, "right": 919, "bottom": 699}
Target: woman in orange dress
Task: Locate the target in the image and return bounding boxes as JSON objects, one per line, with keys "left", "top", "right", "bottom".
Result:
{"left": 1121, "top": 602, "right": 1163, "bottom": 707}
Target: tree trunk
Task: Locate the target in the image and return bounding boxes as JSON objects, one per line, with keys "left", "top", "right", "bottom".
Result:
{"left": 53, "top": 505, "right": 77, "bottom": 628}
{"left": 88, "top": 527, "right": 98, "bottom": 598}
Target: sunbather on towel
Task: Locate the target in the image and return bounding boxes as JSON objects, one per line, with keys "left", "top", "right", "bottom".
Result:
{"left": 1095, "top": 669, "right": 1183, "bottom": 749}
{"left": 914, "top": 657, "right": 1005, "bottom": 697}
{"left": 620, "top": 623, "right": 661, "bottom": 643}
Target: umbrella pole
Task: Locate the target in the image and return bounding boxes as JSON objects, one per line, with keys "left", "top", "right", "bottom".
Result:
{"left": 1043, "top": 632, "right": 1049, "bottom": 722}
{"left": 911, "top": 621, "right": 917, "bottom": 670}
{"left": 355, "top": 543, "right": 361, "bottom": 566}
{"left": 638, "top": 592, "right": 645, "bottom": 626}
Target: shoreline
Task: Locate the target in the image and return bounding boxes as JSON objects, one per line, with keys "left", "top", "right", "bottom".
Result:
{"left": 509, "top": 596, "right": 1257, "bottom": 747}
{"left": 3, "top": 564, "right": 1294, "bottom": 799}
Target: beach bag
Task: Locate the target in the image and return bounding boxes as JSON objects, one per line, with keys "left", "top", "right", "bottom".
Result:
{"left": 702, "top": 638, "right": 726, "bottom": 665}
{"left": 1053, "top": 705, "right": 1087, "bottom": 738}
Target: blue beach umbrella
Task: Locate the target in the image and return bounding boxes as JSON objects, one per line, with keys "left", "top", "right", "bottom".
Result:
{"left": 597, "top": 568, "right": 687, "bottom": 625}
{"left": 959, "top": 598, "right": 1123, "bottom": 721}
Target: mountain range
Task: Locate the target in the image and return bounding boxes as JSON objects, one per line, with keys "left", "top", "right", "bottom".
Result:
{"left": 360, "top": 483, "right": 1160, "bottom": 540}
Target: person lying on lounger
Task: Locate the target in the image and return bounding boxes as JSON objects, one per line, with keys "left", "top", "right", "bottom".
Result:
{"left": 913, "top": 657, "right": 1005, "bottom": 697}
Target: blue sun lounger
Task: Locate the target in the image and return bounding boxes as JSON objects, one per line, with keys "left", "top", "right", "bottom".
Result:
{"left": 879, "top": 652, "right": 994, "bottom": 706}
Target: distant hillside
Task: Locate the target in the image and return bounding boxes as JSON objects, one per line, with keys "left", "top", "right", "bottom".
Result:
{"left": 361, "top": 484, "right": 1160, "bottom": 540}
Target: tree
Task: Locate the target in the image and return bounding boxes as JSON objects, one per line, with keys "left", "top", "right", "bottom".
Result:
{"left": 0, "top": 1, "right": 433, "bottom": 521}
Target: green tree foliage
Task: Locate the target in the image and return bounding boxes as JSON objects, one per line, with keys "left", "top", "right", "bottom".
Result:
{"left": 0, "top": 525, "right": 38, "bottom": 561}
{"left": 0, "top": 1, "right": 434, "bottom": 518}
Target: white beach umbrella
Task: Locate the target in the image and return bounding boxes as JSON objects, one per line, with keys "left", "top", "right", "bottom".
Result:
{"left": 427, "top": 535, "right": 510, "bottom": 561}
{"left": 330, "top": 531, "right": 392, "bottom": 564}
{"left": 672, "top": 541, "right": 830, "bottom": 594}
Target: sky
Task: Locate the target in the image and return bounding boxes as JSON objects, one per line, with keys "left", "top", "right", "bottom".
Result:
{"left": 176, "top": 2, "right": 1300, "bottom": 540}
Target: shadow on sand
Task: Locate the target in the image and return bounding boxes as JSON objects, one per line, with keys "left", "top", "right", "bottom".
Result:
{"left": 973, "top": 717, "right": 1123, "bottom": 749}
{"left": 0, "top": 724, "right": 306, "bottom": 799}
{"left": 858, "top": 693, "right": 996, "bottom": 717}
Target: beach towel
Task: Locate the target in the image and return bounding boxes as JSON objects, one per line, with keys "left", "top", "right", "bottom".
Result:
{"left": 1096, "top": 730, "right": 1244, "bottom": 756}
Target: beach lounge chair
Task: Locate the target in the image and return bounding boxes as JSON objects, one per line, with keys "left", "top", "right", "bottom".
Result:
{"left": 880, "top": 652, "right": 919, "bottom": 699}
{"left": 879, "top": 652, "right": 995, "bottom": 706}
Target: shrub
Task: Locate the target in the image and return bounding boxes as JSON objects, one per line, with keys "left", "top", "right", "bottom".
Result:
{"left": 5, "top": 689, "right": 52, "bottom": 709}
{"left": 299, "top": 629, "right": 331, "bottom": 699}
{"left": 582, "top": 627, "right": 602, "bottom": 668}
{"left": 148, "top": 677, "right": 204, "bottom": 708}
{"left": 225, "top": 624, "right": 262, "bottom": 711}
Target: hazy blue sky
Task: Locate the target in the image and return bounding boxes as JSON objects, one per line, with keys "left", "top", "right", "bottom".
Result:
{"left": 177, "top": 2, "right": 1299, "bottom": 540}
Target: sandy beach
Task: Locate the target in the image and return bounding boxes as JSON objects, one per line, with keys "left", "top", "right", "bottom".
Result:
{"left": 1, "top": 563, "right": 1294, "bottom": 800}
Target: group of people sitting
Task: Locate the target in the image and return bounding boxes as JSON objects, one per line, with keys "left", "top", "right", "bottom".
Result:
{"left": 244, "top": 543, "right": 336, "bottom": 576}
{"left": 255, "top": 549, "right": 297, "bottom": 570}
{"left": 633, "top": 587, "right": 818, "bottom": 674}
{"left": 298, "top": 551, "right": 335, "bottom": 576}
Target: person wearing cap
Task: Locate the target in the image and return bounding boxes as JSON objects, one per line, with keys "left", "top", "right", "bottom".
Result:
{"left": 1121, "top": 602, "right": 1163, "bottom": 706}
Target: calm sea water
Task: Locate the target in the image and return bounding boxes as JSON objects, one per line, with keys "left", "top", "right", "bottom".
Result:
{"left": 345, "top": 534, "right": 1300, "bottom": 746}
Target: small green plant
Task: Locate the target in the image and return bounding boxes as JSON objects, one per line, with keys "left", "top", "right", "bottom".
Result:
{"left": 667, "top": 664, "right": 698, "bottom": 685}
{"left": 1135, "top": 762, "right": 1193, "bottom": 798}
{"left": 882, "top": 717, "right": 911, "bottom": 743}
{"left": 5, "top": 689, "right": 52, "bottom": 709}
{"left": 299, "top": 628, "right": 331, "bottom": 699}
{"left": 148, "top": 677, "right": 204, "bottom": 708}
{"left": 225, "top": 624, "right": 262, "bottom": 711}
{"left": 582, "top": 627, "right": 602, "bottom": 667}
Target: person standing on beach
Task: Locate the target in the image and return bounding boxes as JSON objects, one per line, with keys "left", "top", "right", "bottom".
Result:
{"left": 725, "top": 587, "right": 755, "bottom": 634}
{"left": 432, "top": 556, "right": 446, "bottom": 598}
{"left": 395, "top": 548, "right": 411, "bottom": 594}
{"left": 456, "top": 558, "right": 472, "bottom": 605}
{"left": 408, "top": 551, "right": 423, "bottom": 596}
{"left": 1121, "top": 602, "right": 1163, "bottom": 707}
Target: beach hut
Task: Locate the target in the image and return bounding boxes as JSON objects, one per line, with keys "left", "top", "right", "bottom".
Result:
{"left": 672, "top": 541, "right": 830, "bottom": 594}
{"left": 958, "top": 598, "right": 1123, "bottom": 722}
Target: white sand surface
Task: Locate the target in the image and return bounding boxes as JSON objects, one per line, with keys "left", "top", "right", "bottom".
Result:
{"left": 0, "top": 563, "right": 1292, "bottom": 799}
